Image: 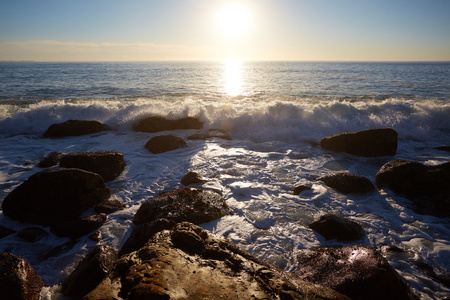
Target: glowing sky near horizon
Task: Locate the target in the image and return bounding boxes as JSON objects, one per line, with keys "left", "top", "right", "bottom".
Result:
{"left": 0, "top": 0, "right": 449, "bottom": 61}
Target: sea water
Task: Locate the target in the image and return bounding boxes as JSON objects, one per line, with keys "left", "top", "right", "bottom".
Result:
{"left": 0, "top": 61, "right": 449, "bottom": 299}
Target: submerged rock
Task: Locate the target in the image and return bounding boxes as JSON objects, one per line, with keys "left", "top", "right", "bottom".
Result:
{"left": 187, "top": 129, "right": 232, "bottom": 140}
{"left": 320, "top": 128, "right": 398, "bottom": 157}
{"left": 94, "top": 199, "right": 126, "bottom": 214}
{"left": 0, "top": 253, "right": 45, "bottom": 300}
{"left": 309, "top": 214, "right": 364, "bottom": 241}
{"left": 375, "top": 160, "right": 450, "bottom": 217}
{"left": 293, "top": 185, "right": 312, "bottom": 195}
{"left": 145, "top": 135, "right": 187, "bottom": 154}
{"left": 318, "top": 172, "right": 375, "bottom": 194}
{"left": 0, "top": 225, "right": 16, "bottom": 239}
{"left": 133, "top": 187, "right": 233, "bottom": 226}
{"left": 17, "top": 227, "right": 48, "bottom": 243}
{"left": 37, "top": 151, "right": 63, "bottom": 168}
{"left": 294, "top": 245, "right": 415, "bottom": 300}
{"left": 43, "top": 119, "right": 111, "bottom": 138}
{"left": 435, "top": 146, "right": 450, "bottom": 152}
{"left": 181, "top": 171, "right": 206, "bottom": 186}
{"left": 59, "top": 151, "right": 126, "bottom": 182}
{"left": 50, "top": 213, "right": 107, "bottom": 239}
{"left": 133, "top": 116, "right": 203, "bottom": 133}
{"left": 2, "top": 168, "right": 110, "bottom": 226}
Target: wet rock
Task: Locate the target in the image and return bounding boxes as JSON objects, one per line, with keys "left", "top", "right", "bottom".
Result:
{"left": 0, "top": 253, "right": 45, "bottom": 300}
{"left": 117, "top": 222, "right": 349, "bottom": 300}
{"left": 294, "top": 245, "right": 415, "bottom": 300}
{"left": 2, "top": 168, "right": 110, "bottom": 226}
{"left": 133, "top": 187, "right": 233, "bottom": 226}
{"left": 60, "top": 151, "right": 126, "bottom": 182}
{"left": 62, "top": 245, "right": 118, "bottom": 299}
{"left": 88, "top": 231, "right": 102, "bottom": 242}
{"left": 43, "top": 240, "right": 79, "bottom": 260}
{"left": 37, "top": 151, "right": 63, "bottom": 168}
{"left": 309, "top": 214, "right": 364, "bottom": 241}
{"left": 293, "top": 185, "right": 311, "bottom": 195}
{"left": 375, "top": 160, "right": 450, "bottom": 217}
{"left": 95, "top": 199, "right": 126, "bottom": 214}
{"left": 43, "top": 119, "right": 111, "bottom": 138}
{"left": 50, "top": 213, "right": 107, "bottom": 239}
{"left": 17, "top": 227, "right": 48, "bottom": 243}
{"left": 133, "top": 116, "right": 203, "bottom": 133}
{"left": 318, "top": 172, "right": 375, "bottom": 194}
{"left": 82, "top": 277, "right": 122, "bottom": 300}
{"left": 145, "top": 135, "right": 187, "bottom": 154}
{"left": 187, "top": 129, "right": 232, "bottom": 140}
{"left": 181, "top": 171, "right": 206, "bottom": 186}
{"left": 435, "top": 146, "right": 450, "bottom": 152}
{"left": 0, "top": 225, "right": 16, "bottom": 239}
{"left": 320, "top": 128, "right": 398, "bottom": 157}
{"left": 380, "top": 244, "right": 405, "bottom": 254}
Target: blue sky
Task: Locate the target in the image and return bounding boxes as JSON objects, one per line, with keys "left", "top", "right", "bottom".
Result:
{"left": 1, "top": 0, "right": 449, "bottom": 61}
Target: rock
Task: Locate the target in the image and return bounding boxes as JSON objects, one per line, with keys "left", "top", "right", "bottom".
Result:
{"left": 59, "top": 151, "right": 126, "bottom": 182}
{"left": 181, "top": 171, "right": 206, "bottom": 186}
{"left": 294, "top": 245, "right": 415, "bottom": 300}
{"left": 145, "top": 135, "right": 187, "bottom": 154}
{"left": 133, "top": 187, "right": 233, "bottom": 226}
{"left": 0, "top": 253, "right": 45, "bottom": 300}
{"left": 435, "top": 146, "right": 450, "bottom": 152}
{"left": 293, "top": 185, "right": 311, "bottom": 195}
{"left": 309, "top": 214, "right": 364, "bottom": 241}
{"left": 0, "top": 225, "right": 16, "bottom": 239}
{"left": 133, "top": 116, "right": 203, "bottom": 133}
{"left": 62, "top": 245, "right": 118, "bottom": 299}
{"left": 375, "top": 160, "right": 450, "bottom": 217}
{"left": 88, "top": 231, "right": 102, "bottom": 242}
{"left": 2, "top": 168, "right": 110, "bottom": 226}
{"left": 320, "top": 128, "right": 398, "bottom": 157}
{"left": 116, "top": 222, "right": 349, "bottom": 300}
{"left": 50, "top": 214, "right": 107, "bottom": 239}
{"left": 187, "top": 129, "right": 232, "bottom": 140}
{"left": 43, "top": 119, "right": 111, "bottom": 138}
{"left": 37, "top": 151, "right": 63, "bottom": 168}
{"left": 43, "top": 240, "right": 79, "bottom": 260}
{"left": 94, "top": 199, "right": 126, "bottom": 214}
{"left": 82, "top": 277, "right": 122, "bottom": 300}
{"left": 318, "top": 172, "right": 375, "bottom": 194}
{"left": 17, "top": 227, "right": 48, "bottom": 243}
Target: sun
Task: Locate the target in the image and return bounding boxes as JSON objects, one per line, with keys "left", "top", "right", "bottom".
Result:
{"left": 217, "top": 3, "right": 252, "bottom": 39}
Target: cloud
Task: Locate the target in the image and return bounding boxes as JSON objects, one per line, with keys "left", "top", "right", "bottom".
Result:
{"left": 0, "top": 40, "right": 211, "bottom": 61}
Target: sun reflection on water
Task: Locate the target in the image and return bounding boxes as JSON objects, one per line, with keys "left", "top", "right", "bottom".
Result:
{"left": 222, "top": 58, "right": 243, "bottom": 96}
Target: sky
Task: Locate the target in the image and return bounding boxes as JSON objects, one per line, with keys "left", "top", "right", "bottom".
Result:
{"left": 0, "top": 0, "right": 449, "bottom": 61}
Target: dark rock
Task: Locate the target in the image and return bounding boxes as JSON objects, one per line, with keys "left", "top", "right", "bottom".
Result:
{"left": 62, "top": 245, "right": 118, "bottom": 299}
{"left": 0, "top": 253, "right": 45, "bottom": 300}
{"left": 187, "top": 129, "right": 232, "bottom": 140}
{"left": 0, "top": 225, "right": 16, "bottom": 239}
{"left": 181, "top": 171, "right": 206, "bottom": 186}
{"left": 2, "top": 168, "right": 110, "bottom": 226}
{"left": 435, "top": 146, "right": 450, "bottom": 152}
{"left": 37, "top": 151, "right": 63, "bottom": 168}
{"left": 17, "top": 227, "right": 48, "bottom": 243}
{"left": 59, "top": 151, "right": 126, "bottom": 182}
{"left": 133, "top": 116, "right": 203, "bottom": 133}
{"left": 294, "top": 245, "right": 415, "bottom": 300}
{"left": 116, "top": 222, "right": 349, "bottom": 300}
{"left": 133, "top": 187, "right": 233, "bottom": 226}
{"left": 145, "top": 135, "right": 187, "bottom": 154}
{"left": 375, "top": 160, "right": 450, "bottom": 217}
{"left": 320, "top": 128, "right": 398, "bottom": 157}
{"left": 43, "top": 119, "right": 111, "bottom": 138}
{"left": 50, "top": 213, "right": 107, "bottom": 239}
{"left": 293, "top": 185, "right": 311, "bottom": 195}
{"left": 88, "top": 231, "right": 102, "bottom": 242}
{"left": 318, "top": 172, "right": 375, "bottom": 194}
{"left": 43, "top": 240, "right": 79, "bottom": 260}
{"left": 95, "top": 199, "right": 126, "bottom": 214}
{"left": 309, "top": 214, "right": 364, "bottom": 241}
{"left": 380, "top": 244, "right": 405, "bottom": 254}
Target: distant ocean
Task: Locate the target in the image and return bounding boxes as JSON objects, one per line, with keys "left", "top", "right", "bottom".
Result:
{"left": 1, "top": 61, "right": 449, "bottom": 299}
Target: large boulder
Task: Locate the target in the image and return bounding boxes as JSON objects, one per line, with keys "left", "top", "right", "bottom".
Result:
{"left": 133, "top": 116, "right": 203, "bottom": 133}
{"left": 294, "top": 245, "right": 415, "bottom": 300}
{"left": 50, "top": 213, "right": 107, "bottom": 239}
{"left": 62, "top": 245, "right": 118, "bottom": 299}
{"left": 43, "top": 120, "right": 110, "bottom": 138}
{"left": 145, "top": 135, "right": 187, "bottom": 154}
{"left": 59, "top": 151, "right": 126, "bottom": 182}
{"left": 2, "top": 168, "right": 111, "bottom": 225}
{"left": 133, "top": 187, "right": 233, "bottom": 226}
{"left": 375, "top": 160, "right": 450, "bottom": 217}
{"left": 309, "top": 214, "right": 364, "bottom": 241}
{"left": 0, "top": 253, "right": 45, "bottom": 300}
{"left": 318, "top": 172, "right": 375, "bottom": 194}
{"left": 320, "top": 128, "right": 398, "bottom": 157}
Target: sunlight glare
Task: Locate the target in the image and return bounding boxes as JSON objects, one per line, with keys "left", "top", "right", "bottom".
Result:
{"left": 222, "top": 58, "right": 243, "bottom": 96}
{"left": 217, "top": 3, "right": 252, "bottom": 39}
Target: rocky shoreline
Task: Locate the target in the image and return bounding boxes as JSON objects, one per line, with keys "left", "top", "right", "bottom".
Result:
{"left": 1, "top": 117, "right": 449, "bottom": 299}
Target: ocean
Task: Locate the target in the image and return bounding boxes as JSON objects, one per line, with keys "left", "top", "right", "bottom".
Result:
{"left": 0, "top": 61, "right": 449, "bottom": 299}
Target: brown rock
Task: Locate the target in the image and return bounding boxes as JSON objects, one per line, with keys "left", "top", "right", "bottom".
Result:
{"left": 320, "top": 128, "right": 398, "bottom": 157}
{"left": 293, "top": 185, "right": 311, "bottom": 195}
{"left": 43, "top": 119, "right": 110, "bottom": 138}
{"left": 181, "top": 171, "right": 206, "bottom": 186}
{"left": 50, "top": 213, "right": 107, "bottom": 239}
{"left": 95, "top": 199, "right": 126, "bottom": 214}
{"left": 145, "top": 135, "right": 187, "bottom": 154}
{"left": 133, "top": 116, "right": 203, "bottom": 133}
{"left": 0, "top": 253, "right": 45, "bottom": 300}
{"left": 318, "top": 172, "right": 375, "bottom": 194}
{"left": 2, "top": 168, "right": 111, "bottom": 226}
{"left": 309, "top": 214, "right": 364, "bottom": 241}
{"left": 37, "top": 151, "right": 63, "bottom": 168}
